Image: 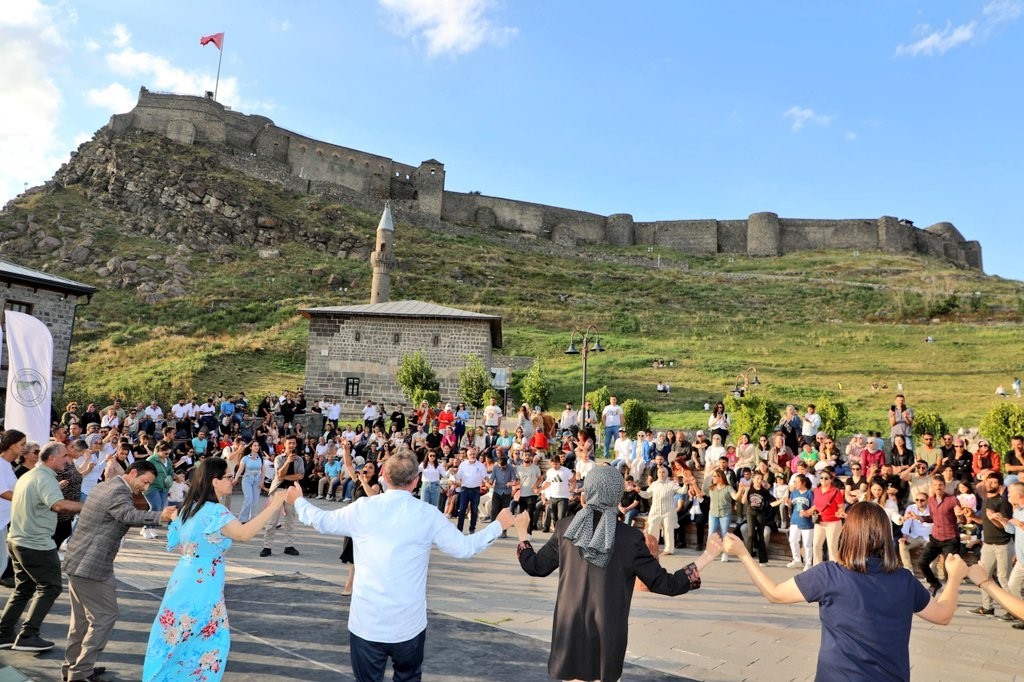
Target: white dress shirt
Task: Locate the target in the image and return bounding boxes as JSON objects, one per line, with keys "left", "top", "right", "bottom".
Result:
{"left": 295, "top": 491, "right": 501, "bottom": 642}
{"left": 456, "top": 459, "right": 487, "bottom": 488}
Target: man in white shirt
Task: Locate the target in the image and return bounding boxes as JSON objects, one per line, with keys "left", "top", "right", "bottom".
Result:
{"left": 558, "top": 402, "right": 578, "bottom": 432}
{"left": 362, "top": 400, "right": 379, "bottom": 430}
{"left": 601, "top": 396, "right": 624, "bottom": 459}
{"left": 455, "top": 448, "right": 488, "bottom": 533}
{"left": 801, "top": 404, "right": 821, "bottom": 446}
{"left": 326, "top": 399, "right": 342, "bottom": 429}
{"left": 899, "top": 493, "right": 933, "bottom": 570}
{"left": 483, "top": 397, "right": 503, "bottom": 429}
{"left": 169, "top": 398, "right": 190, "bottom": 437}
{"left": 610, "top": 428, "right": 633, "bottom": 469}
{"left": 143, "top": 400, "right": 164, "bottom": 435}
{"left": 289, "top": 454, "right": 512, "bottom": 681}
{"left": 541, "top": 455, "right": 574, "bottom": 531}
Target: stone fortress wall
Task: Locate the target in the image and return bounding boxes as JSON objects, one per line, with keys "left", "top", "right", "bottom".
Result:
{"left": 108, "top": 88, "right": 983, "bottom": 271}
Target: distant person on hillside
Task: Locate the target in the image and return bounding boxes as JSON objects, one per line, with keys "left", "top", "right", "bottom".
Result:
{"left": 1014, "top": 377, "right": 1022, "bottom": 398}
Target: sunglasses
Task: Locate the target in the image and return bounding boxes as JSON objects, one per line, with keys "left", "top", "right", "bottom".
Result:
{"left": 915, "top": 497, "right": 927, "bottom": 502}
{"left": 820, "top": 476, "right": 832, "bottom": 481}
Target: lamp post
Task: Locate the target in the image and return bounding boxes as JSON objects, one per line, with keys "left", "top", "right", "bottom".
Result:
{"left": 732, "top": 366, "right": 761, "bottom": 398}
{"left": 564, "top": 325, "right": 605, "bottom": 412}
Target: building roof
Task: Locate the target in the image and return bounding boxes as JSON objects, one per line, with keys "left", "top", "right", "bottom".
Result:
{"left": 377, "top": 201, "right": 394, "bottom": 232}
{"left": 301, "top": 300, "right": 502, "bottom": 348}
{"left": 0, "top": 259, "right": 96, "bottom": 296}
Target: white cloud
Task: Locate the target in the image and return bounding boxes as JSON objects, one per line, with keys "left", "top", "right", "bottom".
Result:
{"left": 0, "top": 0, "right": 68, "bottom": 203}
{"left": 895, "top": 21, "right": 976, "bottom": 57}
{"left": 783, "top": 106, "right": 833, "bottom": 132}
{"left": 84, "top": 38, "right": 100, "bottom": 51}
{"left": 379, "top": 0, "right": 517, "bottom": 57}
{"left": 896, "top": 1, "right": 1022, "bottom": 57}
{"left": 110, "top": 23, "right": 131, "bottom": 48}
{"left": 73, "top": 132, "right": 92, "bottom": 146}
{"left": 85, "top": 82, "right": 137, "bottom": 114}
{"left": 845, "top": 131, "right": 858, "bottom": 141}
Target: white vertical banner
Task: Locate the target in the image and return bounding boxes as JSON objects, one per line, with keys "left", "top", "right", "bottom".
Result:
{"left": 3, "top": 310, "right": 53, "bottom": 444}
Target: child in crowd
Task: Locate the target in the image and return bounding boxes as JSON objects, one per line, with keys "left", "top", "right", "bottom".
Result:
{"left": 167, "top": 473, "right": 188, "bottom": 509}
{"left": 955, "top": 479, "right": 977, "bottom": 514}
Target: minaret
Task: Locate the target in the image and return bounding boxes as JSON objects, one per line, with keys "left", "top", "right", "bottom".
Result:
{"left": 369, "top": 201, "right": 395, "bottom": 304}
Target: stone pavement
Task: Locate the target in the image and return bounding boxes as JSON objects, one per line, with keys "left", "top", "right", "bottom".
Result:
{"left": 2, "top": 496, "right": 1022, "bottom": 681}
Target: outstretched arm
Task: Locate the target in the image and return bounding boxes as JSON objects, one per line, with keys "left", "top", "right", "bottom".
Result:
{"left": 723, "top": 533, "right": 805, "bottom": 604}
{"left": 965, "top": 560, "right": 1024, "bottom": 621}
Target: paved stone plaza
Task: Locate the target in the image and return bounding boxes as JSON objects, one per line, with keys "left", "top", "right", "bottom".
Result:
{"left": 2, "top": 497, "right": 1021, "bottom": 681}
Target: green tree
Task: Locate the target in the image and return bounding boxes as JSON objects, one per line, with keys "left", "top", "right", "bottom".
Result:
{"left": 723, "top": 394, "right": 778, "bottom": 442}
{"left": 622, "top": 398, "right": 651, "bottom": 435}
{"left": 912, "top": 408, "right": 948, "bottom": 441}
{"left": 395, "top": 352, "right": 439, "bottom": 403}
{"left": 814, "top": 396, "right": 849, "bottom": 437}
{"left": 980, "top": 403, "right": 1024, "bottom": 462}
{"left": 458, "top": 354, "right": 491, "bottom": 416}
{"left": 520, "top": 361, "right": 552, "bottom": 411}
{"left": 412, "top": 388, "right": 441, "bottom": 408}
{"left": 585, "top": 385, "right": 611, "bottom": 416}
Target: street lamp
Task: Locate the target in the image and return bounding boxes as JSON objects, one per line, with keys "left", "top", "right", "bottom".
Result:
{"left": 732, "top": 366, "right": 761, "bottom": 398}
{"left": 565, "top": 325, "right": 605, "bottom": 412}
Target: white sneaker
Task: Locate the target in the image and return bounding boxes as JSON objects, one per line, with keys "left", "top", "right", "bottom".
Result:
{"left": 803, "top": 564, "right": 812, "bottom": 572}
{"left": 316, "top": 495, "right": 324, "bottom": 500}
{"left": 325, "top": 496, "right": 334, "bottom": 501}
{"left": 786, "top": 560, "right": 802, "bottom": 568}
{"left": 139, "top": 528, "right": 148, "bottom": 537}
{"left": 143, "top": 528, "right": 158, "bottom": 540}
{"left": 721, "top": 553, "right": 729, "bottom": 562}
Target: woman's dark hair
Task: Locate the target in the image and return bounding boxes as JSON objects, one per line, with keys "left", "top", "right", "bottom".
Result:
{"left": 178, "top": 458, "right": 228, "bottom": 524}
{"left": 835, "top": 502, "right": 902, "bottom": 573}
{"left": 0, "top": 429, "right": 27, "bottom": 453}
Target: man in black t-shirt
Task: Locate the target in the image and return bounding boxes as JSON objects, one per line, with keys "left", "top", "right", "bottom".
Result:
{"left": 424, "top": 425, "right": 443, "bottom": 450}
{"left": 965, "top": 471, "right": 1014, "bottom": 617}
{"left": 390, "top": 404, "right": 406, "bottom": 433}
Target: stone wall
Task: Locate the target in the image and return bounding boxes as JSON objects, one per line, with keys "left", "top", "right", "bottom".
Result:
{"left": 112, "top": 88, "right": 985, "bottom": 271}
{"left": 0, "top": 283, "right": 82, "bottom": 400}
{"left": 303, "top": 314, "right": 494, "bottom": 413}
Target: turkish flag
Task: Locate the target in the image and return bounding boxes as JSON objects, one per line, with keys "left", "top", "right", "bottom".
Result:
{"left": 200, "top": 32, "right": 224, "bottom": 50}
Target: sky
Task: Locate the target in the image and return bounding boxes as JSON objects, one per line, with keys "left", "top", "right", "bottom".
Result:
{"left": 2, "top": 0, "right": 1022, "bottom": 280}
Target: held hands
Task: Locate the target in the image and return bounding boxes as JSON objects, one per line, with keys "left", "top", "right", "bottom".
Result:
{"left": 967, "top": 561, "right": 991, "bottom": 586}
{"left": 160, "top": 506, "right": 179, "bottom": 523}
{"left": 704, "top": 533, "right": 724, "bottom": 558}
{"left": 495, "top": 508, "right": 514, "bottom": 530}
{"left": 285, "top": 482, "right": 303, "bottom": 505}
{"left": 722, "top": 533, "right": 748, "bottom": 557}
{"left": 512, "top": 510, "right": 531, "bottom": 539}
{"left": 944, "top": 553, "right": 968, "bottom": 583}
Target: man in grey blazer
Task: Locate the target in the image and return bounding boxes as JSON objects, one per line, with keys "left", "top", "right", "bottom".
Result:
{"left": 61, "top": 460, "right": 177, "bottom": 682}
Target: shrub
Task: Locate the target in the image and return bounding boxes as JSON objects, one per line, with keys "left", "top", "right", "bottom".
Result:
{"left": 912, "top": 408, "right": 948, "bottom": 441}
{"left": 980, "top": 403, "right": 1024, "bottom": 461}
{"left": 723, "top": 394, "right": 778, "bottom": 442}
{"left": 412, "top": 388, "right": 441, "bottom": 408}
{"left": 585, "top": 385, "right": 611, "bottom": 416}
{"left": 622, "top": 398, "right": 651, "bottom": 435}
{"left": 395, "top": 352, "right": 439, "bottom": 403}
{"left": 519, "top": 361, "right": 552, "bottom": 411}
{"left": 814, "top": 396, "right": 849, "bottom": 436}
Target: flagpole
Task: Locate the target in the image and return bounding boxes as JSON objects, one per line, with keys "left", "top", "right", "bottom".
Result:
{"left": 214, "top": 36, "right": 224, "bottom": 101}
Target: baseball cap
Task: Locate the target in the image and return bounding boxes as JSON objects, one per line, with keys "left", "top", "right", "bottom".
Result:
{"left": 696, "top": 430, "right": 705, "bottom": 436}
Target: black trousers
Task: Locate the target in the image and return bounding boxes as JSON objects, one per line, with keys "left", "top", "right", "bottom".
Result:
{"left": 0, "top": 544, "right": 63, "bottom": 639}
{"left": 489, "top": 492, "right": 512, "bottom": 522}
{"left": 918, "top": 537, "right": 962, "bottom": 589}
{"left": 518, "top": 495, "right": 539, "bottom": 534}
{"left": 349, "top": 628, "right": 426, "bottom": 682}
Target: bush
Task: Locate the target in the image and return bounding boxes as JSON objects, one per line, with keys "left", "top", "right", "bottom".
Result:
{"left": 814, "top": 396, "right": 849, "bottom": 436}
{"left": 622, "top": 398, "right": 650, "bottom": 435}
{"left": 412, "top": 388, "right": 441, "bottom": 408}
{"left": 585, "top": 385, "right": 611, "bottom": 416}
{"left": 396, "top": 352, "right": 439, "bottom": 403}
{"left": 482, "top": 388, "right": 502, "bottom": 406}
{"left": 723, "top": 393, "right": 778, "bottom": 442}
{"left": 980, "top": 403, "right": 1024, "bottom": 461}
{"left": 912, "top": 408, "right": 948, "bottom": 441}
{"left": 519, "top": 361, "right": 552, "bottom": 411}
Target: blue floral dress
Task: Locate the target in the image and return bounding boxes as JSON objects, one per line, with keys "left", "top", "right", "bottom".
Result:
{"left": 143, "top": 502, "right": 234, "bottom": 682}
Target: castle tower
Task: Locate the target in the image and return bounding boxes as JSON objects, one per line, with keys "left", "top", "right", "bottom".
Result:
{"left": 369, "top": 201, "right": 396, "bottom": 304}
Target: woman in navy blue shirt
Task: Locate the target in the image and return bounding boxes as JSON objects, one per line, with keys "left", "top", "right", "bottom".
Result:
{"left": 722, "top": 502, "right": 968, "bottom": 682}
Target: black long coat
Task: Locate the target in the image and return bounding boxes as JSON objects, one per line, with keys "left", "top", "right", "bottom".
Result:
{"left": 518, "top": 514, "right": 701, "bottom": 682}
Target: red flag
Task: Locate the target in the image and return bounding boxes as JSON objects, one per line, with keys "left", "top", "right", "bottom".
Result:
{"left": 200, "top": 32, "right": 224, "bottom": 50}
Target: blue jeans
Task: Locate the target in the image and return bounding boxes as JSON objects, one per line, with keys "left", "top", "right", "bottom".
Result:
{"left": 240, "top": 474, "right": 262, "bottom": 522}
{"left": 623, "top": 508, "right": 639, "bottom": 527}
{"left": 709, "top": 514, "right": 732, "bottom": 539}
{"left": 457, "top": 488, "right": 481, "bottom": 532}
{"left": 145, "top": 488, "right": 168, "bottom": 512}
{"left": 349, "top": 628, "right": 426, "bottom": 682}
{"left": 421, "top": 481, "right": 440, "bottom": 508}
{"left": 603, "top": 426, "right": 618, "bottom": 458}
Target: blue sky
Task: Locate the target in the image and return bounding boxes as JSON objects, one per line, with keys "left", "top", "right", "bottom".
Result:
{"left": 3, "top": 1, "right": 1021, "bottom": 280}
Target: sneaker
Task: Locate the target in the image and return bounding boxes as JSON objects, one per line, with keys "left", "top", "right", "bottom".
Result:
{"left": 803, "top": 564, "right": 812, "bottom": 572}
{"left": 786, "top": 560, "right": 802, "bottom": 568}
{"left": 969, "top": 607, "right": 995, "bottom": 616}
{"left": 12, "top": 634, "right": 55, "bottom": 652}
{"left": 259, "top": 548, "right": 272, "bottom": 557}
{"left": 315, "top": 495, "right": 324, "bottom": 500}
{"left": 325, "top": 496, "right": 334, "bottom": 501}
{"left": 283, "top": 546, "right": 300, "bottom": 556}
{"left": 996, "top": 613, "right": 1018, "bottom": 622}
{"left": 1013, "top": 622, "right": 1024, "bottom": 630}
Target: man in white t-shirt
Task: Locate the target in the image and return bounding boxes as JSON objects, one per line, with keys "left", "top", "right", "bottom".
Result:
{"left": 610, "top": 428, "right": 633, "bottom": 469}
{"left": 143, "top": 400, "right": 164, "bottom": 433}
{"left": 801, "top": 404, "right": 821, "bottom": 446}
{"left": 455, "top": 449, "right": 488, "bottom": 533}
{"left": 483, "top": 397, "right": 503, "bottom": 429}
{"left": 170, "top": 399, "right": 190, "bottom": 436}
{"left": 326, "top": 399, "right": 342, "bottom": 429}
{"left": 601, "top": 396, "right": 624, "bottom": 459}
{"left": 540, "top": 455, "right": 573, "bottom": 531}
{"left": 558, "top": 402, "right": 578, "bottom": 432}
{"left": 362, "top": 400, "right": 379, "bottom": 430}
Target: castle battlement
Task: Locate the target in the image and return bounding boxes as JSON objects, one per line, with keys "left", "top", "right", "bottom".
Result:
{"left": 107, "top": 88, "right": 982, "bottom": 271}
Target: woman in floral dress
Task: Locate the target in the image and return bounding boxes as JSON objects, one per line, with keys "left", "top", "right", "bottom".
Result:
{"left": 143, "top": 458, "right": 286, "bottom": 681}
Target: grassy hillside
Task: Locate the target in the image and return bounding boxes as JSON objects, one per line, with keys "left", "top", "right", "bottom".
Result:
{"left": 3, "top": 133, "right": 1023, "bottom": 434}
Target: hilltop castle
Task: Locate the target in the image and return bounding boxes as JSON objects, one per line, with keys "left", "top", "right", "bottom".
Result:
{"left": 107, "top": 88, "right": 983, "bottom": 271}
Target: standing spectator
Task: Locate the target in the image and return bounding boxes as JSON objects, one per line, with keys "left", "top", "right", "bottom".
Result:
{"left": 707, "top": 401, "right": 730, "bottom": 443}
{"left": 600, "top": 396, "right": 624, "bottom": 458}
{"left": 436, "top": 403, "right": 455, "bottom": 434}
{"left": 777, "top": 405, "right": 801, "bottom": 455}
{"left": 540, "top": 456, "right": 573, "bottom": 532}
{"left": 801, "top": 404, "right": 821, "bottom": 446}
{"left": 638, "top": 465, "right": 685, "bottom": 555}
{"left": 907, "top": 476, "right": 965, "bottom": 596}
{"left": 811, "top": 468, "right": 846, "bottom": 565}
{"left": 963, "top": 472, "right": 1014, "bottom": 617}
{"left": 455, "top": 448, "right": 487, "bottom": 533}
{"left": 514, "top": 454, "right": 542, "bottom": 538}
{"left": 558, "top": 401, "right": 577, "bottom": 432}
{"left": 362, "top": 400, "right": 380, "bottom": 431}
{"left": 785, "top": 474, "right": 815, "bottom": 570}
{"left": 980, "top": 481, "right": 1024, "bottom": 628}
{"left": 419, "top": 451, "right": 445, "bottom": 509}
{"left": 888, "top": 394, "right": 915, "bottom": 451}
{"left": 259, "top": 434, "right": 304, "bottom": 557}
{"left": 0, "top": 443, "right": 83, "bottom": 651}
{"left": 487, "top": 455, "right": 517, "bottom": 536}
{"left": 741, "top": 472, "right": 775, "bottom": 565}
{"left": 0, "top": 430, "right": 26, "bottom": 588}
{"left": 706, "top": 469, "right": 741, "bottom": 561}
{"left": 482, "top": 396, "right": 503, "bottom": 430}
